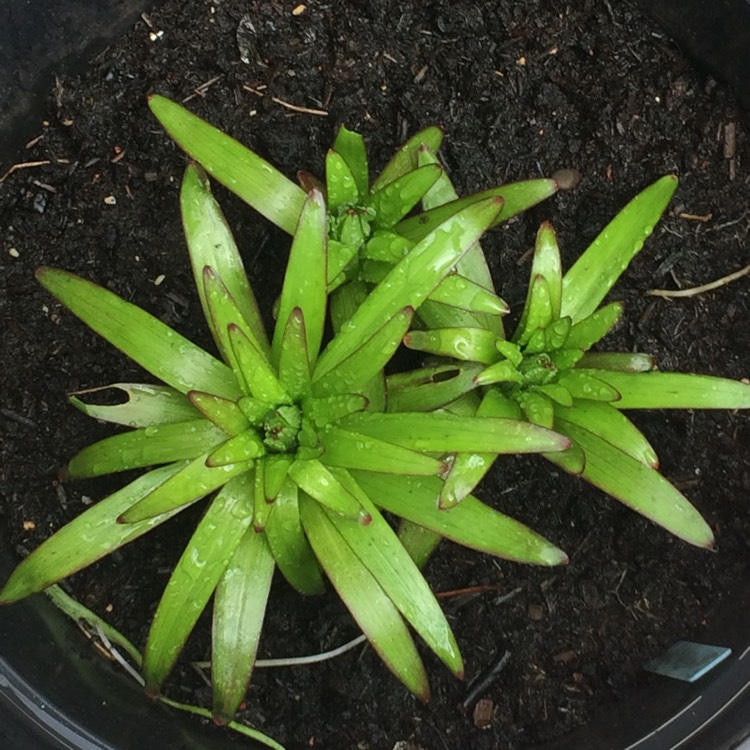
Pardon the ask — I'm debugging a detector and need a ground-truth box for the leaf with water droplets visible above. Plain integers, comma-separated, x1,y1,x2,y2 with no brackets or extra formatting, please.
371,125,443,192
554,399,658,467
206,430,265,467
340,412,570,455
560,175,678,323
554,419,713,548
352,472,569,566
368,164,443,230
276,308,312,401
326,150,359,210
515,390,555,429
386,363,484,413
36,267,241,400
324,470,463,677
212,527,275,723
0,463,188,604
429,275,509,316
585,370,750,410
288,459,370,523
229,324,290,405
514,274,553,347
557,369,620,402
264,478,324,594
318,425,446,476
148,95,305,234
188,391,250,435
69,383,200,428
181,163,269,358
298,493,430,700
404,326,499,364
332,125,369,198
564,302,623,351
143,474,254,694
315,196,504,379
119,453,252,523
272,191,327,365
395,178,558,243
66,419,226,478
312,307,414,397
576,352,655,372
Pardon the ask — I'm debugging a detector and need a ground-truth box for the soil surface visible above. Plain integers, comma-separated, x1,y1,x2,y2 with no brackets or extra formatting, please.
1,2,749,749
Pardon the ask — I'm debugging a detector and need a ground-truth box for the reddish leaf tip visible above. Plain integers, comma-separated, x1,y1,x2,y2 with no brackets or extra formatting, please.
144,685,159,699
358,512,373,526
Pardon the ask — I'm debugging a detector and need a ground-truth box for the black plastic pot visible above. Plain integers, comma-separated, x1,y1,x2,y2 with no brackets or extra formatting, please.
2,2,750,749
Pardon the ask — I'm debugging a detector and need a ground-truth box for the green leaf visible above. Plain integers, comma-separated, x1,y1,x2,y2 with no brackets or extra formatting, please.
371,125,444,192
272,190,327,365
288,459,371,523
277,309,312,401
264,478,324,595
332,125,369,198
395,179,558,243
576,352,655,372
304,394,369,427
474,359,523,386
326,150,359,210
428,275,509,316
298,494,430,700
69,384,200,428
438,388,519,509
188,391,250,435
0,464,187,603
554,399,658,467
67,419,227,478
148,95,305,234
318,425,447,476
564,302,623,351
544,317,572,351
143,474,254,693
363,230,413,264
252,459,271,532
212,528,275,723
229,324,291,405
554,419,713,547
584,370,750,409
206,430,266,466
340,412,570,455
515,390,555,429
556,369,621,402
119,454,252,523
36,267,241,400
315,197,504,379
386,363,484,413
263,454,294,501
181,163,269,357
404,327,500,364
368,164,443,230
514,275,552,347
324,472,463,677
312,307,414,397
352,472,569,566
560,175,678,323
531,222,563,317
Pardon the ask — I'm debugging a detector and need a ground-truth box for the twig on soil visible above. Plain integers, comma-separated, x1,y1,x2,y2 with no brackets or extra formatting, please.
182,74,226,103
462,650,512,709
435,583,501,599
241,84,328,116
646,264,750,299
0,161,51,183
0,408,36,428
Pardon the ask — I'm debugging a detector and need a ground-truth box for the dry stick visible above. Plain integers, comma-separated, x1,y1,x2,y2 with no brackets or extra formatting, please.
462,650,512,709
240,84,328,116
0,160,51,183
646,264,750,299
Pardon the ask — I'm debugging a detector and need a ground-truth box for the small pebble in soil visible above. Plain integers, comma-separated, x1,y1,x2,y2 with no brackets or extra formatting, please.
551,167,582,191
473,698,494,729
528,602,545,621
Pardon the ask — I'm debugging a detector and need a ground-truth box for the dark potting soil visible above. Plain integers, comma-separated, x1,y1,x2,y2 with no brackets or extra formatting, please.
1,1,749,749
